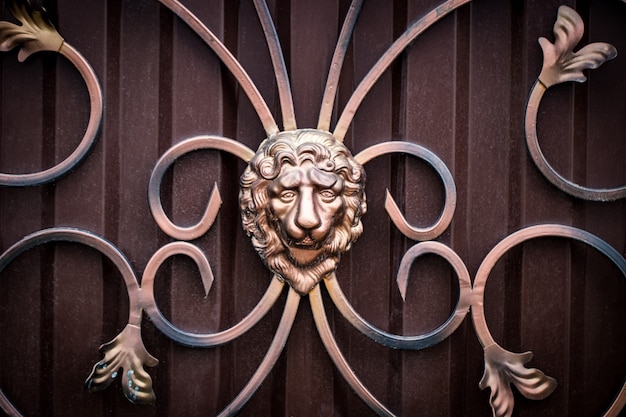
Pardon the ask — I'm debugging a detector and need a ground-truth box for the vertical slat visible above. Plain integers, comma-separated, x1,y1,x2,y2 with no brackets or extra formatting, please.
227,1,282,415
341,0,395,415
520,2,576,417
115,1,163,416
449,3,478,416
0,39,46,415
0,1,625,416
466,1,514,415
167,0,226,415
280,1,342,416
51,1,106,415
399,0,457,415
100,1,126,412
466,7,514,414
583,2,626,415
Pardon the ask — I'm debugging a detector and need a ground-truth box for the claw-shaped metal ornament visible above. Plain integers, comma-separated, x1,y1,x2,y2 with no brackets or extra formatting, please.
0,0,64,62
479,344,557,417
85,324,159,405
537,5,616,88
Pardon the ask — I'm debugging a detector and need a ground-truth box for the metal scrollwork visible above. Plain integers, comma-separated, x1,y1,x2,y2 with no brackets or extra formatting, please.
0,0,624,416
240,129,367,295
471,224,626,417
525,5,625,201
0,0,103,186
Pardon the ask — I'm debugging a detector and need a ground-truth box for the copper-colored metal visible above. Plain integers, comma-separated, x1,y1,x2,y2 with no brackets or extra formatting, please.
310,285,396,417
471,224,626,417
85,324,159,405
141,241,285,346
1,1,625,416
333,0,472,142
355,141,456,241
217,287,300,416
525,6,624,201
253,0,297,131
0,0,103,186
0,228,156,408
324,240,470,350
317,0,365,132
148,136,254,241
240,129,367,295
157,0,279,136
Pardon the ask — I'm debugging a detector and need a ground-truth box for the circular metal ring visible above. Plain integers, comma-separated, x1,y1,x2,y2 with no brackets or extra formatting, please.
471,224,626,417
525,81,626,201
0,43,103,186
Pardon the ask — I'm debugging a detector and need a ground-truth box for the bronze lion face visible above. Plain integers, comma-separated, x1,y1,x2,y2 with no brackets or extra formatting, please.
239,129,366,294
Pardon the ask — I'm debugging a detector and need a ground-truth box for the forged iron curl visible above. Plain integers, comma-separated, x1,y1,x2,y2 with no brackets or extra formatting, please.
0,0,103,186
525,5,624,201
324,240,471,350
471,224,626,417
148,136,254,241
355,141,457,242
1,0,625,416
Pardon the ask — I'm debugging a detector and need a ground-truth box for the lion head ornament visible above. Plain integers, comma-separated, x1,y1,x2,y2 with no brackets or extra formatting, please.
239,129,367,294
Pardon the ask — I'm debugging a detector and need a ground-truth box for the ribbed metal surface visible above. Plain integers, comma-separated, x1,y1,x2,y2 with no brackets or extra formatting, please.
1,0,624,415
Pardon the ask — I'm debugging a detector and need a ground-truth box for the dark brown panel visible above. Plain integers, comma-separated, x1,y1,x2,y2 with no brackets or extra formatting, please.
0,1,624,416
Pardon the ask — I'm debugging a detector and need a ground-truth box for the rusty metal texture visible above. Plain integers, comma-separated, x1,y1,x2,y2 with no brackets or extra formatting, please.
0,0,625,416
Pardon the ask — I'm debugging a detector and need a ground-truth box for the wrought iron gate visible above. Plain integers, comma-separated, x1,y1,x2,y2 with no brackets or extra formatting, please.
0,0,624,416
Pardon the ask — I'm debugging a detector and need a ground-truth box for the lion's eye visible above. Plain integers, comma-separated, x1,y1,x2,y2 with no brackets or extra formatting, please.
280,190,297,202
318,189,336,202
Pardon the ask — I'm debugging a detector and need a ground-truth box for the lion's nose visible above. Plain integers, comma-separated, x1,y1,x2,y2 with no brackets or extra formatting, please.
295,190,321,231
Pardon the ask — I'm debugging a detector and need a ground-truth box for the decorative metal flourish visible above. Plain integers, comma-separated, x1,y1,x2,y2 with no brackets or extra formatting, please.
525,5,624,201
0,1,625,416
0,228,153,409
240,129,367,294
0,0,103,186
471,224,626,417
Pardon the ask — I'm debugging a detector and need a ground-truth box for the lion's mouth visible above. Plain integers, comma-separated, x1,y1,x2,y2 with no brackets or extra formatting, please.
293,235,317,247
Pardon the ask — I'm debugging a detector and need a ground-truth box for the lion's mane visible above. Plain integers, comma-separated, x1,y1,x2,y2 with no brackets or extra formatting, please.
239,129,366,294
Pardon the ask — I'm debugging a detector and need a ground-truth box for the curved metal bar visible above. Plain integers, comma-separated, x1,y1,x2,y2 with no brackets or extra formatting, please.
310,286,396,416
0,228,157,408
325,240,471,350
148,135,254,241
524,5,622,201
0,389,22,417
472,224,625,347
0,227,142,325
317,0,365,132
333,0,472,141
604,383,626,417
525,81,626,201
252,0,297,131
471,224,626,417
355,141,457,241
158,0,279,136
217,287,300,417
141,242,285,347
0,42,103,186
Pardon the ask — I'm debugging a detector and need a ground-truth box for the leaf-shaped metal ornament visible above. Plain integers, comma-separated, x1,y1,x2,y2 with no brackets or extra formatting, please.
479,344,557,417
85,324,159,405
538,5,616,88
0,0,63,62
